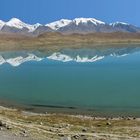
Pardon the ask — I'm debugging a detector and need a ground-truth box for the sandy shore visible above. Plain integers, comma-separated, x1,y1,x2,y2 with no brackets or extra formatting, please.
0,106,140,140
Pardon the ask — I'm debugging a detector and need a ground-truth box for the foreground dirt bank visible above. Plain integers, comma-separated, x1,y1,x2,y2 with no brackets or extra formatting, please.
0,106,140,140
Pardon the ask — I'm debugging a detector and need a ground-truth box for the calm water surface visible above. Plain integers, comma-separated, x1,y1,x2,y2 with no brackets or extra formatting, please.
0,45,140,116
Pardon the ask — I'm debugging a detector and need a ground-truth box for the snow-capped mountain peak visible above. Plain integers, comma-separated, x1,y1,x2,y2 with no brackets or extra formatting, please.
73,18,105,26
46,18,105,30
29,23,42,32
110,22,129,27
6,18,25,29
9,18,22,23
5,18,41,32
46,19,71,30
33,23,41,27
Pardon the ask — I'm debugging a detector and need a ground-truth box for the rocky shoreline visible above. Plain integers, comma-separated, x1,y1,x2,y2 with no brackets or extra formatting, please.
0,106,140,140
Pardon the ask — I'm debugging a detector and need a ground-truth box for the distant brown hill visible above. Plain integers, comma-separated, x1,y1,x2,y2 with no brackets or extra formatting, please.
0,32,140,51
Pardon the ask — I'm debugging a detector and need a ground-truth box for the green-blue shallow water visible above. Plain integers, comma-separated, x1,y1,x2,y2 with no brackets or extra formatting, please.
0,45,140,116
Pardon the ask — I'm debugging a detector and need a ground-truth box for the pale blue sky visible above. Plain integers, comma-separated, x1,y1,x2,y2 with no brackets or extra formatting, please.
0,0,139,26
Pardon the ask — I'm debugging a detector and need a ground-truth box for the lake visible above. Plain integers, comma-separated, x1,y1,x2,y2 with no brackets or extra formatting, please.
0,45,140,116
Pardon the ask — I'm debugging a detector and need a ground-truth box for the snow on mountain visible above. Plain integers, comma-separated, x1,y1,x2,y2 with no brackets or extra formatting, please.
0,17,140,34
73,18,105,26
0,20,5,30
6,18,25,29
33,23,42,28
109,21,140,32
29,23,42,32
46,19,71,30
110,22,129,27
4,18,41,32
46,18,105,30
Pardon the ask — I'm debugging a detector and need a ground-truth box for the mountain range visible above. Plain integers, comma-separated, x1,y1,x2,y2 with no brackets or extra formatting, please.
0,18,140,36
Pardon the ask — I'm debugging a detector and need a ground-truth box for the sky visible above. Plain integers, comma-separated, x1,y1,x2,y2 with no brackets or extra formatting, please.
0,0,140,26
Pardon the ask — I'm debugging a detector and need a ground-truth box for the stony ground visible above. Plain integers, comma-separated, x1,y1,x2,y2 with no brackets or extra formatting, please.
0,106,140,140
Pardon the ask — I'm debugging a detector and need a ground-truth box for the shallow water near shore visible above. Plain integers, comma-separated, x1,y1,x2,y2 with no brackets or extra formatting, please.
0,45,140,116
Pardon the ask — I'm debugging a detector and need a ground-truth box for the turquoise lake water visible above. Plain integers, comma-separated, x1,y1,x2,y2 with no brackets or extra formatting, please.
0,45,140,116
